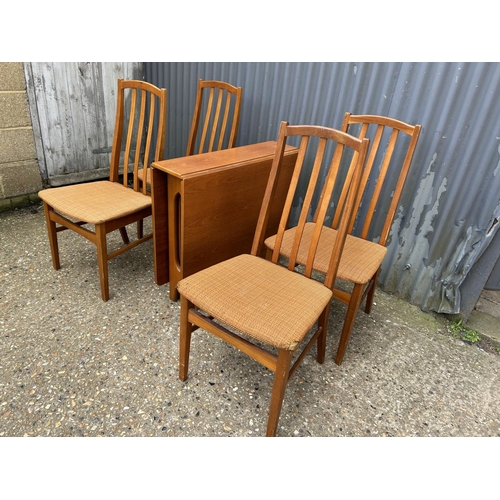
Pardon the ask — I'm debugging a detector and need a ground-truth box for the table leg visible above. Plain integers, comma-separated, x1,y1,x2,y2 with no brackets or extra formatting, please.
168,175,182,301
151,167,169,286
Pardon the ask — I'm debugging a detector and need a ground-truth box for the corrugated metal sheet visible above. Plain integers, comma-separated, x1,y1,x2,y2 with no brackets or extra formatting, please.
143,62,500,316
486,257,500,290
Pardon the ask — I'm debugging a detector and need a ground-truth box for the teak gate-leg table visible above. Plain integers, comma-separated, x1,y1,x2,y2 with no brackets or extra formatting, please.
150,141,299,301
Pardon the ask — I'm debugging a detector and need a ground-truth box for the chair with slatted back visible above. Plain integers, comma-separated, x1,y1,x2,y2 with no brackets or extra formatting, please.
138,78,242,188
176,121,369,436
265,113,421,365
186,79,242,155
38,79,167,301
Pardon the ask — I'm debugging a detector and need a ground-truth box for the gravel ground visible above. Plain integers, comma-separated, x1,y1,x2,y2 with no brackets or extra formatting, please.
1,204,499,439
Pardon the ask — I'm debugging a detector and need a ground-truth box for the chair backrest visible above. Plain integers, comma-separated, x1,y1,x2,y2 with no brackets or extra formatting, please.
335,113,421,246
186,79,242,156
253,121,369,290
110,79,167,195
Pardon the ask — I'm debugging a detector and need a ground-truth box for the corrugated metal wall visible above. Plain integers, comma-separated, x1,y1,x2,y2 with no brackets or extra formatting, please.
144,62,500,316
486,256,500,289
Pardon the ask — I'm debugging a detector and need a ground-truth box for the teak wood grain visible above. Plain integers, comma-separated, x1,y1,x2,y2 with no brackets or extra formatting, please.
151,141,299,300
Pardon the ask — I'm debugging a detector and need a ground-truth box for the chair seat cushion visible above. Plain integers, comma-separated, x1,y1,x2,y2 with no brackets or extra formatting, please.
177,254,333,351
265,222,387,285
137,168,151,185
38,181,151,224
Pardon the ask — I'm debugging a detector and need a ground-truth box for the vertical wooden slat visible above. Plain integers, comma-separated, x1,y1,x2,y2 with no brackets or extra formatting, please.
339,123,382,233
218,93,232,150
227,86,242,149
378,124,421,246
154,89,167,162
199,88,215,154
360,128,398,239
304,142,348,276
208,88,223,152
270,135,309,263
123,88,137,187
133,89,147,191
251,121,289,256
323,138,368,290
186,80,203,156
288,136,328,274
140,93,155,194
109,79,124,183
305,142,347,276
344,123,373,231
314,137,346,225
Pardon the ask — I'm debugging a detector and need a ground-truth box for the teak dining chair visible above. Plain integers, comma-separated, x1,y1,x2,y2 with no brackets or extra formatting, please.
186,79,243,156
138,78,242,187
176,121,369,436
265,113,421,365
38,79,167,301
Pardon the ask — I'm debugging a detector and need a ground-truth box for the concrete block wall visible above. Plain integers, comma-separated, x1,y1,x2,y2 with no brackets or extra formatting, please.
0,62,42,212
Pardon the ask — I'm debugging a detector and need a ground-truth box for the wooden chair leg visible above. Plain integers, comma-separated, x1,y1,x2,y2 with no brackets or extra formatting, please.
364,270,379,314
95,223,110,301
42,202,61,270
316,305,330,364
266,349,293,437
335,283,364,365
179,295,193,381
137,219,144,239
119,227,130,244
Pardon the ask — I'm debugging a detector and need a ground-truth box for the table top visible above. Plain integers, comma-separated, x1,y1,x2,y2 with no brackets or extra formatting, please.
151,141,296,178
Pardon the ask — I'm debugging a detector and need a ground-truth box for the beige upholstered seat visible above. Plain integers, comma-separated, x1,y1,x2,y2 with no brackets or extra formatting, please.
40,181,152,224
177,121,369,436
38,79,167,301
265,223,387,284
265,113,421,365
178,254,333,350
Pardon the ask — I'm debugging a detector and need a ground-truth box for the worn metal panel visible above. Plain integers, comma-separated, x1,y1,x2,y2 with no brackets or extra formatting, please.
461,228,500,317
147,62,500,316
25,62,143,186
144,62,500,316
485,245,500,290
381,63,500,314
